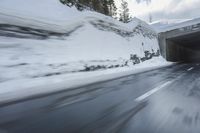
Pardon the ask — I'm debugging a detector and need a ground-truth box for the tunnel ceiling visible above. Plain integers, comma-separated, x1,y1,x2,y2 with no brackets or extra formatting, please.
168,31,200,50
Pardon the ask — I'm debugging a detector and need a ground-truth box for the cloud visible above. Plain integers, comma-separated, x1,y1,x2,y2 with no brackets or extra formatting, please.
115,0,200,22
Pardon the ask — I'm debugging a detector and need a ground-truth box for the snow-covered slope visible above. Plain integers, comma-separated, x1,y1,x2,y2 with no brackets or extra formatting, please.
0,0,160,71
0,0,82,32
0,0,171,102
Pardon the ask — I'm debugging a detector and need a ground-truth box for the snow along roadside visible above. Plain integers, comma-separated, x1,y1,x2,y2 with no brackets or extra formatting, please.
0,61,173,105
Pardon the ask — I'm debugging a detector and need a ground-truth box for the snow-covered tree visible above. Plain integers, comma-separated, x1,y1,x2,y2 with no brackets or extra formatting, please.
60,0,117,18
107,0,117,18
119,0,131,23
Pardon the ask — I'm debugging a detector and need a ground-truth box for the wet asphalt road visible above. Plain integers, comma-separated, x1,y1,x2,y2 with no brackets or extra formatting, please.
0,63,200,133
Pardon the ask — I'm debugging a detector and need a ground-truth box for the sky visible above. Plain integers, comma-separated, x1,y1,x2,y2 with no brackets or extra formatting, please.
115,0,200,23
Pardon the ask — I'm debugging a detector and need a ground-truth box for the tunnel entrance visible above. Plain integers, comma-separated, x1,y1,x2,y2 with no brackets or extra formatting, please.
166,31,200,62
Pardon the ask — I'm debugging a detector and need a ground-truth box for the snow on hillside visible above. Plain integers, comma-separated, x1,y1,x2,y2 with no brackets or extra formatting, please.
0,0,171,102
0,0,84,33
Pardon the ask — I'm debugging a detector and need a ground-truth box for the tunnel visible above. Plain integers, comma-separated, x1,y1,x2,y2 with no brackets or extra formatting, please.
162,30,200,62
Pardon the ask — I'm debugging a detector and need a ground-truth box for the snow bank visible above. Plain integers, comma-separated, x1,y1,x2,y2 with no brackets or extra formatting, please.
0,57,172,104
0,0,84,32
0,0,171,103
0,0,160,66
0,0,155,33
0,0,78,20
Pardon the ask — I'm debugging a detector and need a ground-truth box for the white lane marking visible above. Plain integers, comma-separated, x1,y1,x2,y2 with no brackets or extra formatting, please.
187,67,194,71
135,81,173,102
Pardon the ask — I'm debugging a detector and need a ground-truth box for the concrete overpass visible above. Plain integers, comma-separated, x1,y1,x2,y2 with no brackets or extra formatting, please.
158,18,200,62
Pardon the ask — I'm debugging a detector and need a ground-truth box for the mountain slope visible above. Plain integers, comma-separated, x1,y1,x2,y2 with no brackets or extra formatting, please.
0,0,171,102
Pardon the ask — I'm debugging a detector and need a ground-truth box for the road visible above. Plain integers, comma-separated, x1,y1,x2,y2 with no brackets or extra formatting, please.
0,63,200,133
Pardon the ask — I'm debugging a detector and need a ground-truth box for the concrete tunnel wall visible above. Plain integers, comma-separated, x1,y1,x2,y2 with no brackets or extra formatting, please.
159,35,200,62
158,23,200,62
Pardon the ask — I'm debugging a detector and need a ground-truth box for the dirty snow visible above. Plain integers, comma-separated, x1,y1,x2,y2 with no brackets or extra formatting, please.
0,56,171,103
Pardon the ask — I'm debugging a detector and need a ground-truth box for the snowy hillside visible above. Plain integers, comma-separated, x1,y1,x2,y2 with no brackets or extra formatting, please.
0,0,171,102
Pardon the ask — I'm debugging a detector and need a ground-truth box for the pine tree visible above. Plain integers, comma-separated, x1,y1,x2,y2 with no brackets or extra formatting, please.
102,0,109,15
60,0,118,18
119,0,131,23
92,0,102,13
107,0,117,17
78,0,91,8
76,0,91,10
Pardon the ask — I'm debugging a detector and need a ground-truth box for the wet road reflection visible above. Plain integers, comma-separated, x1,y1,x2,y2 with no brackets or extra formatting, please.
0,63,200,133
